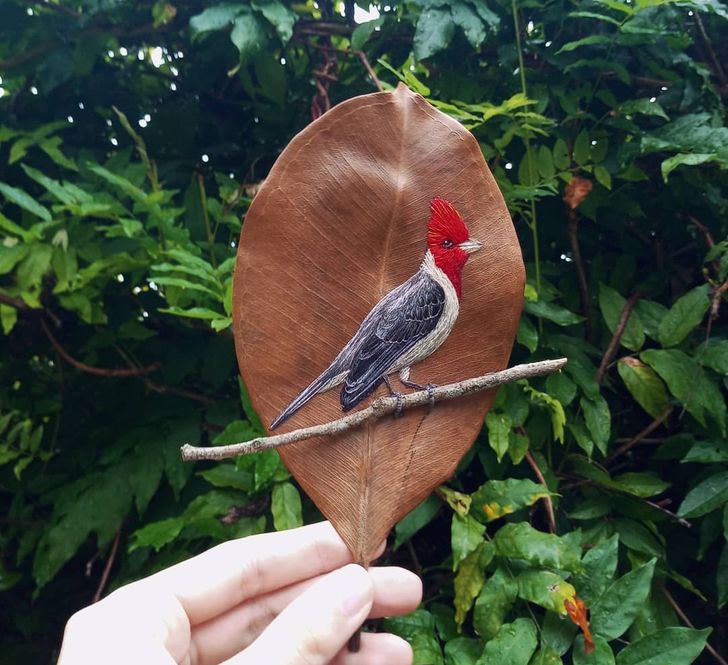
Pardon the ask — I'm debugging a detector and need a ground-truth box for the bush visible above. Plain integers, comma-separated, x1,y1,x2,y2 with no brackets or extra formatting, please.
0,0,726,662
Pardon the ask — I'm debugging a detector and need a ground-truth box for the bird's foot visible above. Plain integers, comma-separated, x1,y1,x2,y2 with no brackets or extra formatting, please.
384,376,405,417
423,384,437,412
394,391,404,417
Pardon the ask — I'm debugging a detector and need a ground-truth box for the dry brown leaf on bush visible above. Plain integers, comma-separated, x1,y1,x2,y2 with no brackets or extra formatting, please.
233,84,524,564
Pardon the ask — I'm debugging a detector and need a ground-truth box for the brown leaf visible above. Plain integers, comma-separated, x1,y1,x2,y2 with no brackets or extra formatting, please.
563,176,593,210
233,84,524,564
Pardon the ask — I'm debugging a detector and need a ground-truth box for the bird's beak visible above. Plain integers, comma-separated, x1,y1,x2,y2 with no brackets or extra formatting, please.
458,238,483,254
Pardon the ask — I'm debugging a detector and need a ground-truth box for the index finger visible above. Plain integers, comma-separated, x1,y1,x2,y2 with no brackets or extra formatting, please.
148,522,366,625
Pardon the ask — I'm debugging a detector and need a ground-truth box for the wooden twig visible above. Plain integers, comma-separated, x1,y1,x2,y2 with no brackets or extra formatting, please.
356,50,383,91
566,209,593,341
42,319,161,378
605,407,672,465
642,499,691,528
525,450,556,533
596,291,642,384
0,291,30,311
93,526,122,603
694,13,727,88
663,587,728,665
181,358,568,461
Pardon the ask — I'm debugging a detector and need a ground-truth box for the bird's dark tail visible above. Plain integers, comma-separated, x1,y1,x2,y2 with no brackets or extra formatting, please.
269,367,344,430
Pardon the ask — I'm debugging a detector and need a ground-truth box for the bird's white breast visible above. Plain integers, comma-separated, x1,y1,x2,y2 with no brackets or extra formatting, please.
392,251,460,372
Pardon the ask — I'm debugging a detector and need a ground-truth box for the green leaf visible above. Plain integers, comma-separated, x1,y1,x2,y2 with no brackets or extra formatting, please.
454,541,493,627
574,130,591,165
230,13,268,60
615,627,711,665
594,165,612,190
529,647,563,665
199,463,253,491
254,449,282,490
486,411,512,462
17,244,53,292
478,618,538,665
452,513,486,569
130,517,184,552
471,478,553,524
620,98,669,120
0,304,17,334
553,138,570,169
474,567,518,640
351,16,385,51
661,153,718,181
590,559,656,640
576,534,619,604
657,285,710,347
385,609,443,665
252,0,296,43
681,439,728,464
0,244,29,275
634,300,667,340
598,284,644,351
641,349,726,434
395,494,441,549
572,636,614,664
271,481,303,531
581,396,611,456
414,8,455,61
190,3,244,36
516,570,576,614
617,358,671,418
556,34,612,54
494,523,582,573
677,471,728,518
0,182,52,221
525,300,584,326
517,317,539,352
523,384,566,443
696,340,728,375
451,3,486,49
445,637,482,665
612,472,669,498
159,306,226,320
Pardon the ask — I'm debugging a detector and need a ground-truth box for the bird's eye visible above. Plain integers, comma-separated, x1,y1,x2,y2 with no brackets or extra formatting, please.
442,239,454,249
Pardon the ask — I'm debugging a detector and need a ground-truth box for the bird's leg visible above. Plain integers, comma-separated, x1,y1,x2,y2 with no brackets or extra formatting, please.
383,375,404,417
398,368,437,410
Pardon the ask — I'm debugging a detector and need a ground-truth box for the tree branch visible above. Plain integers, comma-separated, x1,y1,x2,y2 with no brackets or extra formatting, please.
0,291,30,311
42,319,161,378
92,525,122,603
662,587,728,665
596,291,642,384
181,358,568,461
525,450,556,533
605,407,672,465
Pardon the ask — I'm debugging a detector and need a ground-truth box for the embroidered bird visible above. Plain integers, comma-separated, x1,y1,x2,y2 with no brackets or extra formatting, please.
269,197,482,430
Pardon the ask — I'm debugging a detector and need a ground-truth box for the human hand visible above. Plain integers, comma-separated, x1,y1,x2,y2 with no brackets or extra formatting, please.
57,521,421,665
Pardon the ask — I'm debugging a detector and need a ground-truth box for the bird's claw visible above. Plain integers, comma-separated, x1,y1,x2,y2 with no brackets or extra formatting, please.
426,383,437,411
394,391,404,417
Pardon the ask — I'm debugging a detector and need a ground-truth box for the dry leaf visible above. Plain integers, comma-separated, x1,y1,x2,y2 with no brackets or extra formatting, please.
233,84,524,564
563,175,593,210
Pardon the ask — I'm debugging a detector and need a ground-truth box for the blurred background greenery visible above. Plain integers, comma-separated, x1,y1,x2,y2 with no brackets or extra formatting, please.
0,0,727,662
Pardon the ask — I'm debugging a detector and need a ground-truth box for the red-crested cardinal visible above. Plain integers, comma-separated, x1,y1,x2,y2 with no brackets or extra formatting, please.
270,197,482,430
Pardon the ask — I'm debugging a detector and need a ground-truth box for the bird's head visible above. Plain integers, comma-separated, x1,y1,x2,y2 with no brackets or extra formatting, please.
426,197,482,297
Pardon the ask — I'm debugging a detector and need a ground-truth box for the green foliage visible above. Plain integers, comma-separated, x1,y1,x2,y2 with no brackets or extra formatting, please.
0,0,727,662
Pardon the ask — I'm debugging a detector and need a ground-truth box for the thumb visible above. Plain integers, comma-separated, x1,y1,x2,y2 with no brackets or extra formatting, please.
230,564,374,665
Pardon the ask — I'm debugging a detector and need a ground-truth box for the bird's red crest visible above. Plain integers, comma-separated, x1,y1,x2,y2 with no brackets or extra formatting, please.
426,197,472,298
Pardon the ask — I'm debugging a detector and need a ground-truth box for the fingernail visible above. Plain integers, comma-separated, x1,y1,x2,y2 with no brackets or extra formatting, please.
338,565,372,617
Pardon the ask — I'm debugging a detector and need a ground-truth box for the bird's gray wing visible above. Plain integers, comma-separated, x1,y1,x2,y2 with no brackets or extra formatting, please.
340,272,445,410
